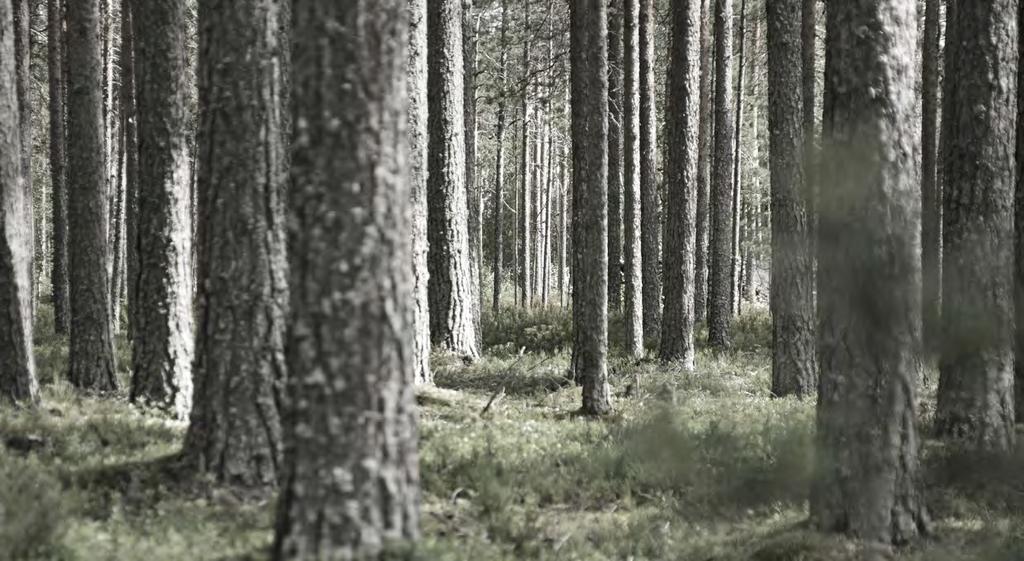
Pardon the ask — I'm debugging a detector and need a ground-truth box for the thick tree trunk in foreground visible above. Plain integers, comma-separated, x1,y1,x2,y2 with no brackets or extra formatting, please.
131,0,195,418
639,0,660,339
622,0,644,358
812,0,929,546
921,0,941,353
67,0,118,392
937,0,1017,452
571,0,612,415
183,0,288,487
408,0,432,384
0,0,37,405
1016,0,1024,424
707,0,734,349
766,0,816,398
608,0,623,313
48,0,69,335
427,0,479,358
694,0,712,324
659,0,699,366
273,2,420,557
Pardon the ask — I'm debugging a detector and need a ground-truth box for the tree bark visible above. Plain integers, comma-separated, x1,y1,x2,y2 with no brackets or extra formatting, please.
571,0,612,415
463,0,481,343
121,2,138,341
67,0,118,392
48,0,69,335
12,0,32,311
491,0,508,315
0,0,38,405
408,0,432,384
707,0,734,348
639,0,660,339
1016,0,1024,424
427,0,479,358
607,0,623,313
658,0,699,366
801,0,816,230
182,0,288,487
936,0,1017,452
766,0,815,398
518,5,532,308
694,0,713,325
812,0,930,545
273,1,420,556
921,0,941,353
729,0,746,316
622,0,644,358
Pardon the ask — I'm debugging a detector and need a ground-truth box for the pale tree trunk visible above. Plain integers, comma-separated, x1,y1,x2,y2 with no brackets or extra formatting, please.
408,0,432,384
183,0,288,487
491,0,508,315
658,0,700,367
707,0,734,349
13,0,32,312
729,0,746,316
607,0,624,313
936,0,1017,452
463,0,481,343
694,0,712,325
1016,0,1024,423
571,0,612,415
518,5,532,308
622,0,644,358
921,0,941,352
273,1,420,556
639,0,660,338
48,0,69,335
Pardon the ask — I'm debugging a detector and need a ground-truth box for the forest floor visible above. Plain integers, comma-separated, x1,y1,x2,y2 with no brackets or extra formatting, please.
1,306,1023,560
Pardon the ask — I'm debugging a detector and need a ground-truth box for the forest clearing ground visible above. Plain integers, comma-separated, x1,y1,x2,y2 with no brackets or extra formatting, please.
0,305,1021,560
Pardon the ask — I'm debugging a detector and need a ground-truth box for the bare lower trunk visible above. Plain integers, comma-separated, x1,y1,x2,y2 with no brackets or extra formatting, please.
408,0,432,384
639,0,660,339
707,0,734,348
48,0,70,335
622,0,644,358
608,0,623,313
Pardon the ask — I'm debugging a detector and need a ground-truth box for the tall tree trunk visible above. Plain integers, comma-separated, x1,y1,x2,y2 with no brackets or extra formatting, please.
659,0,699,366
491,0,508,315
183,0,288,487
812,0,929,544
463,0,481,343
0,0,37,405
921,0,941,353
1016,0,1024,424
48,0,69,335
801,0,816,233
427,0,479,358
608,0,624,313
518,5,532,308
273,1,420,555
121,2,138,340
67,0,118,391
694,0,712,324
639,0,660,338
936,0,1017,452
571,0,612,415
766,0,815,398
12,0,32,311
130,0,195,418
408,0,432,384
729,0,746,316
707,0,735,348
622,0,644,358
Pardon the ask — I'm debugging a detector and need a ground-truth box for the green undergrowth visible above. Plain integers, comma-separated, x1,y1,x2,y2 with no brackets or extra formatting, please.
0,305,1020,559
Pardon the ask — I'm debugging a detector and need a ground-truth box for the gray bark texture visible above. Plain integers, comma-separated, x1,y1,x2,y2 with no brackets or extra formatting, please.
694,0,712,325
48,0,69,335
707,0,734,348
183,0,288,487
658,0,699,366
921,0,941,351
13,0,31,310
608,0,623,313
120,2,137,339
937,0,1017,452
518,7,532,308
1017,0,1024,423
766,0,816,398
408,0,432,384
622,0,644,358
130,0,195,419
812,0,929,546
427,0,479,358
639,0,660,339
67,0,118,392
463,0,481,346
491,0,508,315
0,0,37,405
272,0,421,557
571,0,612,415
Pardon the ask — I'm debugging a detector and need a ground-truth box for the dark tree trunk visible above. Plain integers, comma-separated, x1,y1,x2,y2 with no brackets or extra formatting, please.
658,0,699,366
607,0,623,313
408,0,432,384
67,0,118,392
183,0,288,487
463,0,481,344
707,0,734,348
273,1,420,556
1017,0,1024,424
694,0,712,324
427,0,479,358
639,0,660,339
130,0,195,418
766,0,816,398
0,0,37,406
571,0,612,415
812,0,929,545
921,0,941,353
622,0,643,358
121,2,138,340
491,0,508,315
936,0,1017,452
801,0,816,228
48,0,69,335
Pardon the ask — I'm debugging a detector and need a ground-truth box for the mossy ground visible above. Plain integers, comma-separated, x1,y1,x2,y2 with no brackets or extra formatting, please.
1,305,1022,560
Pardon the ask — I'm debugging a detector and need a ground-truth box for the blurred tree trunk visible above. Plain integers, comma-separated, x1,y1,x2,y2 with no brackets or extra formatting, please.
67,0,118,392
273,1,420,556
658,0,700,366
801,0,815,233
48,0,69,335
694,0,712,324
812,0,929,544
408,0,432,384
182,0,288,487
707,0,734,349
921,0,941,353
571,0,612,415
936,0,1017,452
622,0,643,358
608,0,624,313
0,0,38,406
427,0,479,358
766,0,815,398
639,0,660,339
491,0,508,315
1016,0,1024,424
